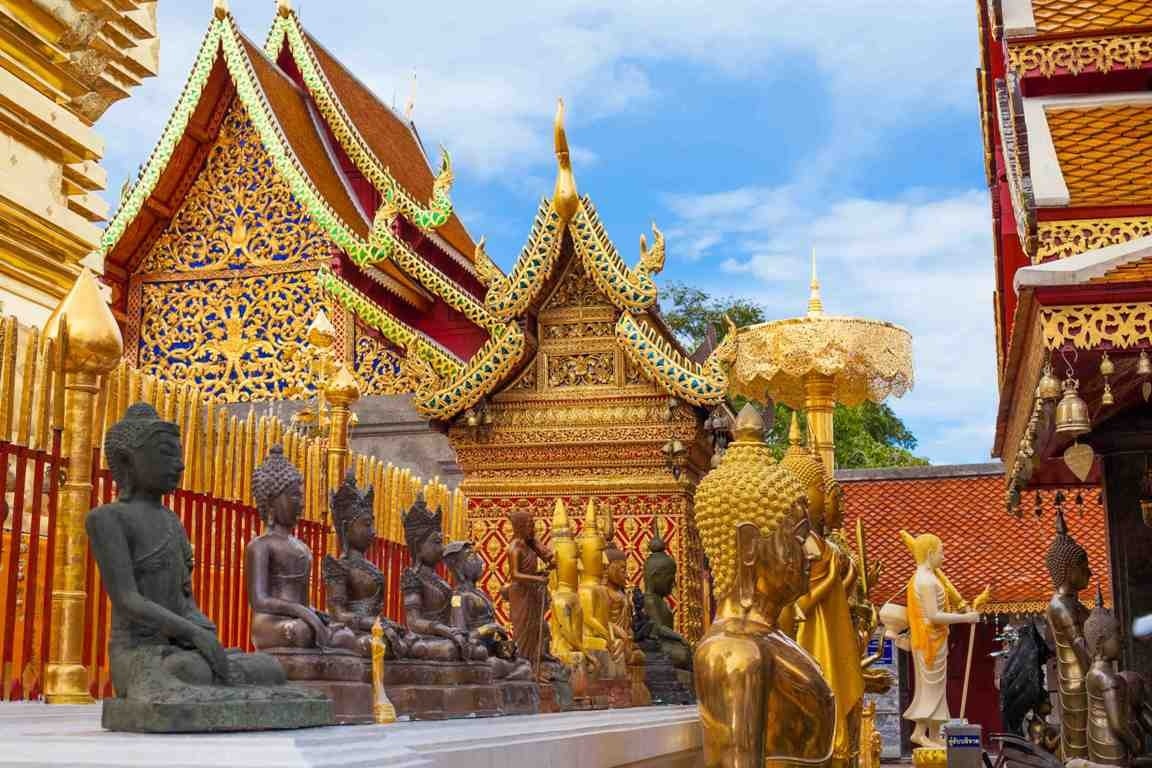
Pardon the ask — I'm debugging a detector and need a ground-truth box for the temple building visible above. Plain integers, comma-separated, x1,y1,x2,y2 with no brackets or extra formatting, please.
978,0,1152,676
0,0,158,324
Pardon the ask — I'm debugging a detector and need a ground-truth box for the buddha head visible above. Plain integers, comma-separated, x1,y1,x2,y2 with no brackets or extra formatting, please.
104,402,184,500
780,412,829,531
643,528,677,599
508,508,535,543
605,547,629,590
330,470,375,556
1046,507,1091,592
551,500,579,590
252,445,304,530
901,530,944,570
696,404,811,620
403,495,444,567
443,540,483,586
1084,586,1121,662
577,499,606,582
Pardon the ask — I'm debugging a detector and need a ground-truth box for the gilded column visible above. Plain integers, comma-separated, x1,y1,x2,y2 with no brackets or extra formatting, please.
44,270,124,703
323,362,360,493
804,372,837,472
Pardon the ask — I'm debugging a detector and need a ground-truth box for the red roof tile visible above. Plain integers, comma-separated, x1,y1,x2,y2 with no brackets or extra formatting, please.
841,469,1110,614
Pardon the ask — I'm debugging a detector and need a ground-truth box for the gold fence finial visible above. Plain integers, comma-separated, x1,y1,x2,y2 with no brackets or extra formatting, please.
807,247,824,317
553,98,578,222
45,269,123,375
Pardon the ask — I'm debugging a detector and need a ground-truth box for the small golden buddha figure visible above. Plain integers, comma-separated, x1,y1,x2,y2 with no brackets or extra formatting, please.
780,413,864,768
549,499,584,661
1046,507,1092,761
1084,589,1148,766
605,545,649,706
900,531,981,749
694,404,835,768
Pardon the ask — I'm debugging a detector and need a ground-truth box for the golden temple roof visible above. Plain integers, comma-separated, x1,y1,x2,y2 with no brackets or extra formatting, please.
1032,0,1152,36
1049,104,1152,207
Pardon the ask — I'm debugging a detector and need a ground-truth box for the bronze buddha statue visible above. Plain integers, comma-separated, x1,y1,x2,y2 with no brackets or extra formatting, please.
1084,589,1150,766
642,529,693,671
246,448,370,723
1046,507,1092,760
694,404,835,767
503,508,553,678
444,540,540,714
87,404,330,731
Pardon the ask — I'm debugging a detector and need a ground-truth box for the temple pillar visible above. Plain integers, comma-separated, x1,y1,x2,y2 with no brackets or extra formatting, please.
1100,453,1152,676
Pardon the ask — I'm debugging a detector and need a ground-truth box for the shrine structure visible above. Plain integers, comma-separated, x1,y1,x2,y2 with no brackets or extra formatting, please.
978,0,1152,677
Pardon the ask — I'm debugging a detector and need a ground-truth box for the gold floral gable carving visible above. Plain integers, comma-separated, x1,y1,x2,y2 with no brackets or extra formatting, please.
139,102,332,274
136,270,320,400
1037,217,1152,263
546,351,615,387
544,257,610,311
1040,303,1152,350
355,332,406,395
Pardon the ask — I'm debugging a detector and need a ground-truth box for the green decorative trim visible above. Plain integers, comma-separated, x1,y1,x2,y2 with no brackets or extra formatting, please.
571,198,659,312
102,22,224,254
411,322,527,419
476,199,564,320
616,312,729,406
316,268,462,379
269,14,455,232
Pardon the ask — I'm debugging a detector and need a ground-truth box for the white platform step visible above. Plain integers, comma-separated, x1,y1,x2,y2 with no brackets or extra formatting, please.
0,703,701,767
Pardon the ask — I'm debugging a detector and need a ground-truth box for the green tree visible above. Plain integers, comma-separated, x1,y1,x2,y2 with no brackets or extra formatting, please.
661,282,928,468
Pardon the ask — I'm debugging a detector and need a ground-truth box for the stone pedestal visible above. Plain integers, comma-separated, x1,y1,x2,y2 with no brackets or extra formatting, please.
382,660,501,720
641,651,693,705
268,648,372,725
496,680,541,715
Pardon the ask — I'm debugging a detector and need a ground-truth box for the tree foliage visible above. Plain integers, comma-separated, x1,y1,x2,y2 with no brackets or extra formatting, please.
661,282,929,469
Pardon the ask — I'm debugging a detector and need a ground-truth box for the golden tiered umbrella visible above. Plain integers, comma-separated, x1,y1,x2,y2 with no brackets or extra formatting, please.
727,253,914,470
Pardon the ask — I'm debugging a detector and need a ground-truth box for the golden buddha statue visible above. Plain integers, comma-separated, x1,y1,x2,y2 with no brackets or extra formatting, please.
548,500,584,662
780,413,864,768
1046,507,1091,760
694,404,835,768
577,500,613,658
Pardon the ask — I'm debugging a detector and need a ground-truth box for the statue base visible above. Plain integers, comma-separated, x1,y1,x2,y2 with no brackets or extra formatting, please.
101,688,332,733
265,647,372,725
642,651,694,705
912,747,948,768
382,660,501,720
539,681,575,713
497,680,541,715
629,663,652,707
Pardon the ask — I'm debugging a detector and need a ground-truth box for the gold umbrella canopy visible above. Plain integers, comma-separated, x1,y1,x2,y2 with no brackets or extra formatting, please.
727,254,914,470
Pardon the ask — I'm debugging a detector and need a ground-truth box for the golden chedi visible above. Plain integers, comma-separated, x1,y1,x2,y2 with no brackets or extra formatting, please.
780,413,864,768
694,404,835,768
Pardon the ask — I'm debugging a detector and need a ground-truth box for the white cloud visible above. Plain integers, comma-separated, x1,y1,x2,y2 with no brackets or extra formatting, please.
663,186,995,465
96,1,978,191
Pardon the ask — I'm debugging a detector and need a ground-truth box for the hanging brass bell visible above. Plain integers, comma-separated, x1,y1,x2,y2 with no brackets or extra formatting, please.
1037,362,1061,401
1100,352,1114,377
1055,377,1091,437
1139,350,1152,376
1102,380,1115,406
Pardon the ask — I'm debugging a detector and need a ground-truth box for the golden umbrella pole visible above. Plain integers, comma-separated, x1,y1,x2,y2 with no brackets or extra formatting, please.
43,270,124,704
805,372,837,472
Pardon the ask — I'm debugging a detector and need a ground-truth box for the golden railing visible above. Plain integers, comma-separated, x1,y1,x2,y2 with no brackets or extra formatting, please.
0,275,468,702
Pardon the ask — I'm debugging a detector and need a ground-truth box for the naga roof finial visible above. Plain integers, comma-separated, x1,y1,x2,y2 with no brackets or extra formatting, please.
807,246,824,317
553,98,579,222
404,70,417,122
276,0,293,17
213,0,229,20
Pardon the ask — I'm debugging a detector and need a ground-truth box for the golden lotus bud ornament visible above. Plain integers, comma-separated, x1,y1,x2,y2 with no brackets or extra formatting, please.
1054,377,1090,437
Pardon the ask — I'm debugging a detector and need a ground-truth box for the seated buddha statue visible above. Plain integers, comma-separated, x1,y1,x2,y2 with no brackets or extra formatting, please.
443,540,534,681
549,500,585,663
642,528,693,671
693,404,836,768
246,447,359,655
1084,589,1151,767
1047,507,1093,760
400,497,488,663
246,448,370,723
577,500,613,661
87,404,330,731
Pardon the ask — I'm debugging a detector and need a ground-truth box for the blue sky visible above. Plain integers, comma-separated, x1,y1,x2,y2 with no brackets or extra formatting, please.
99,1,994,465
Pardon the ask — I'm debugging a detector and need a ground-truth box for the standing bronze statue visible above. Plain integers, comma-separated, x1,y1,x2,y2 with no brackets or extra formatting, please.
1047,507,1092,760
444,540,539,714
605,545,649,707
504,508,553,675
88,404,330,732
694,404,836,767
1083,589,1152,766
247,447,371,723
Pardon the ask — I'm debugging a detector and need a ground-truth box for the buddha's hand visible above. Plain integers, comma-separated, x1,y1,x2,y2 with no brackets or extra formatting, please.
305,612,331,647
189,627,233,684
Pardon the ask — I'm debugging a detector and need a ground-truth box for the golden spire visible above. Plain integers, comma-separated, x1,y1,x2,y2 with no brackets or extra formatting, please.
276,0,293,17
44,269,123,375
552,98,579,222
584,498,598,530
733,403,765,443
552,498,570,533
213,0,230,20
807,247,824,317
788,411,803,446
